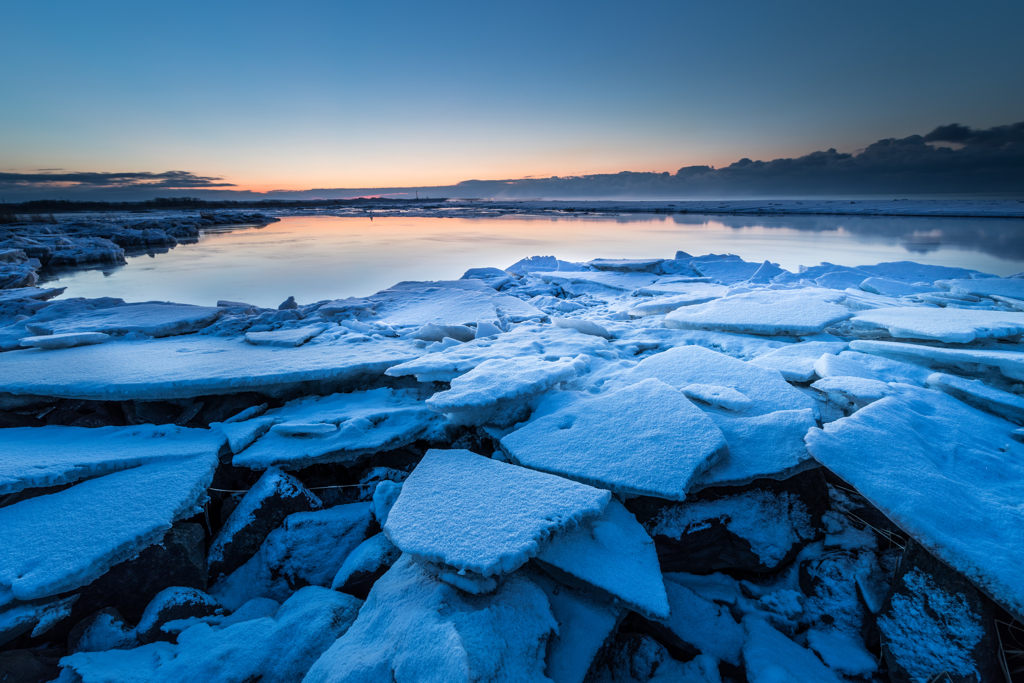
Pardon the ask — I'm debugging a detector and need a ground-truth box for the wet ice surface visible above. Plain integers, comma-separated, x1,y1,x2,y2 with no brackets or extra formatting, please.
38,211,1024,308
2,204,1023,682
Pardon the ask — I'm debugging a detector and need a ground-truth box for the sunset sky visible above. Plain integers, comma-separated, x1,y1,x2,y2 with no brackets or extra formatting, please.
2,0,1022,194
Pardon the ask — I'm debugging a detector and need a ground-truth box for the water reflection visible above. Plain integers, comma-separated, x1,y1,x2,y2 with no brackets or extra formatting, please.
39,214,1024,308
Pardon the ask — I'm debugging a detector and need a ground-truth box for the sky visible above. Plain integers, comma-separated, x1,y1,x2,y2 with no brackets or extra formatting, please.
2,0,1023,197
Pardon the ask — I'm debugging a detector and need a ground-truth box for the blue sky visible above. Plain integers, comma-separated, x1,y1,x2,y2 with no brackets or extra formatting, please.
2,0,1022,192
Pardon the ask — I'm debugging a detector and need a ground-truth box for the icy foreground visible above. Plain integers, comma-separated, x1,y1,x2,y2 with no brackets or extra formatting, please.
0,250,1022,682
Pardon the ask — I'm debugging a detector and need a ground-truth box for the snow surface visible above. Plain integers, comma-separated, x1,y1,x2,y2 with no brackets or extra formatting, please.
748,341,848,381
501,380,727,500
806,385,1024,617
384,449,610,576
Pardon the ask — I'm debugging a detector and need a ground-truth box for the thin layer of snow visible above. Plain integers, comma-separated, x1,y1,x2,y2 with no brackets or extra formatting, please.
502,380,726,500
805,385,1024,618
536,500,669,619
384,449,610,577
0,424,226,495
849,307,1024,343
0,451,219,601
304,554,558,683
664,289,852,336
232,388,445,469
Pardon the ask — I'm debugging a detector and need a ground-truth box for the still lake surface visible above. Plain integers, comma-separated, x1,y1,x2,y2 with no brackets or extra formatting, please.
42,214,1024,309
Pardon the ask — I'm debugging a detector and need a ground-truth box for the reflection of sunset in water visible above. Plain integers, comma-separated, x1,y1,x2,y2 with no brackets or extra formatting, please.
40,215,1024,308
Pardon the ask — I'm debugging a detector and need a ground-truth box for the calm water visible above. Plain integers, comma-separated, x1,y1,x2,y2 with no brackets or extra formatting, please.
41,214,1024,308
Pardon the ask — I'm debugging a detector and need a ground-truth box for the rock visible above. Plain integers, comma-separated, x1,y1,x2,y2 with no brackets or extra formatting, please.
626,468,828,574
278,296,298,310
72,522,206,624
0,647,64,683
207,467,322,581
136,587,222,644
68,607,137,654
878,541,1001,683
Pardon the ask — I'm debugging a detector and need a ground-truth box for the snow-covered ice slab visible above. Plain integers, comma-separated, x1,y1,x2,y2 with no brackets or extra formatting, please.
689,256,764,284
849,339,1024,382
386,324,611,382
693,409,818,490
938,277,1024,301
233,388,445,469
805,385,1024,618
536,500,669,619
747,341,848,382
533,270,659,295
0,424,227,495
626,345,817,416
849,307,1024,343
426,355,587,426
926,372,1024,424
627,284,729,317
19,331,109,350
0,335,419,400
813,351,932,385
304,555,557,683
384,449,610,577
244,323,328,347
25,302,221,338
501,379,726,500
368,280,544,326
855,261,989,284
664,289,852,336
632,279,721,297
0,450,219,601
858,277,938,297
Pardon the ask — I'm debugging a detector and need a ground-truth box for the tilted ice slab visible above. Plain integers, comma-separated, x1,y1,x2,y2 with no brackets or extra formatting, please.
386,324,611,382
692,409,818,490
926,372,1024,423
855,261,989,284
858,277,938,298
304,555,558,683
0,424,227,495
536,500,669,619
626,344,818,416
501,379,726,500
849,339,1024,382
367,280,544,327
849,307,1024,343
689,256,764,284
627,283,729,317
25,302,221,338
426,355,588,426
805,385,1024,618
938,277,1024,301
0,335,418,400
0,450,219,601
384,450,610,576
632,278,719,297
532,270,659,295
19,331,109,350
233,388,445,470
664,289,853,336
747,341,848,381
244,323,328,347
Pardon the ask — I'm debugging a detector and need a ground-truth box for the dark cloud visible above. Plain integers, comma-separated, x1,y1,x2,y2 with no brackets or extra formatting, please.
0,170,234,188
924,121,1024,148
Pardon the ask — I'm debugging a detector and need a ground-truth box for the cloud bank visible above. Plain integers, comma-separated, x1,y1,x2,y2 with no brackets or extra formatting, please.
3,122,1022,202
